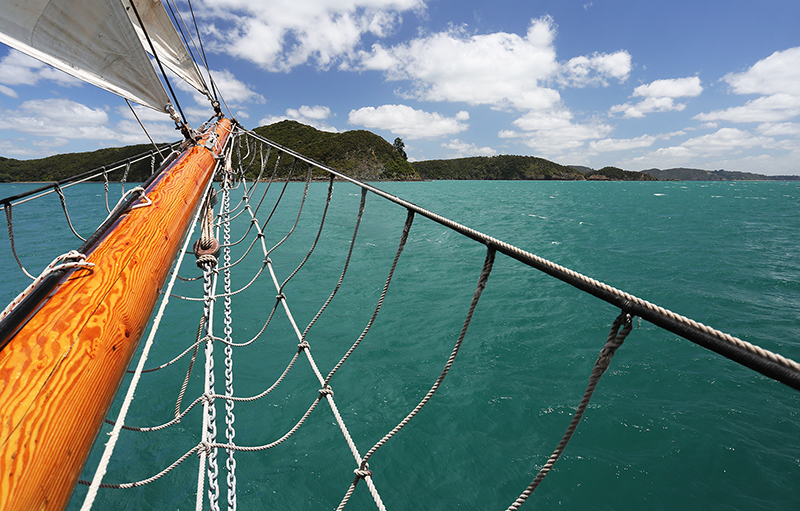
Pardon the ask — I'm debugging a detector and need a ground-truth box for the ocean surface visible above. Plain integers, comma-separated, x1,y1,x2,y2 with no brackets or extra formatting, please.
1,180,798,510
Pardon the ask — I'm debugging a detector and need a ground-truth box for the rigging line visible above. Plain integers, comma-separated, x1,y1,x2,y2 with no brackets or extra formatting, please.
177,317,202,417
220,150,282,247
186,0,216,99
80,390,323,491
5,204,35,279
111,345,305,433
324,209,414,387
126,99,164,160
302,188,368,339
54,185,86,241
78,154,219,511
264,254,386,509
358,247,496,472
279,174,335,292
506,313,633,510
163,0,211,95
127,0,187,125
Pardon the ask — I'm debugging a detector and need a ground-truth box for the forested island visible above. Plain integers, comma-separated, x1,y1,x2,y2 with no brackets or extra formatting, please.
1,120,797,182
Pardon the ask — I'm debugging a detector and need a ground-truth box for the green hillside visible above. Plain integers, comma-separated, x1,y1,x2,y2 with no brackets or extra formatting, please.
642,167,800,181
0,144,174,183
251,121,418,181
585,166,657,181
411,155,585,180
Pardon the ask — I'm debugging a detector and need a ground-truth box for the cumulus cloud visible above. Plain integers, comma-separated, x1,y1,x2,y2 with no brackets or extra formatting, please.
694,93,800,123
0,50,81,88
1,99,117,139
348,104,468,139
695,47,800,124
359,17,562,111
724,46,800,96
441,139,496,158
259,104,338,132
632,77,703,98
559,51,632,87
610,77,703,118
589,135,657,152
197,0,425,71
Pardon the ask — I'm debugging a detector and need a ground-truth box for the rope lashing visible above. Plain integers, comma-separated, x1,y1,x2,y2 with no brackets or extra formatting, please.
1,251,94,321
195,190,220,269
505,312,633,511
4,203,35,279
54,184,86,241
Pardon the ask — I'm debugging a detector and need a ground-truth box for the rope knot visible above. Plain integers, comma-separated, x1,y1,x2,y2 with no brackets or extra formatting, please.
318,386,333,398
199,442,213,457
354,463,372,479
297,340,310,351
203,393,215,405
276,293,286,301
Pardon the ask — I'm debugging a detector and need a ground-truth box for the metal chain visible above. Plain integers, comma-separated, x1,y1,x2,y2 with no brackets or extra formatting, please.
222,169,238,511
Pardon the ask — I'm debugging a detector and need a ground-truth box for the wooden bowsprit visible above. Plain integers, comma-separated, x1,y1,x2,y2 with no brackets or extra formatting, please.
0,118,231,511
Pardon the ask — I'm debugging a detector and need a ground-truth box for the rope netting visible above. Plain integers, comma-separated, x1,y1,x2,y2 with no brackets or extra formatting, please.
1,124,799,510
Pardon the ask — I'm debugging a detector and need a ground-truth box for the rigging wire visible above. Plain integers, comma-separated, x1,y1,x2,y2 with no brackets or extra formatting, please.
163,0,212,98
127,0,188,127
126,100,164,160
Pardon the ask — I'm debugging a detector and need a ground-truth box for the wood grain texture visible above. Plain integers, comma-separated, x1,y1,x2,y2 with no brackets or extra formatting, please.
0,118,231,510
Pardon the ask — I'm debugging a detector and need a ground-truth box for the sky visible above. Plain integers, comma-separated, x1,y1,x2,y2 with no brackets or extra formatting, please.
1,0,799,174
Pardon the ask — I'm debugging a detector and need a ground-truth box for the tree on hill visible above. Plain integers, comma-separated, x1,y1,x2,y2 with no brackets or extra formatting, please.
393,138,407,160
251,120,419,181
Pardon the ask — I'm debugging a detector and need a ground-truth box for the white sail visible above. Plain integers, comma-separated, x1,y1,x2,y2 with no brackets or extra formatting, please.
123,0,208,95
0,0,170,111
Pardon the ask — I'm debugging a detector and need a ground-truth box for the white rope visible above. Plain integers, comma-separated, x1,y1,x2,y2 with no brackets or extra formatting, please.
79,174,216,511
1,251,94,320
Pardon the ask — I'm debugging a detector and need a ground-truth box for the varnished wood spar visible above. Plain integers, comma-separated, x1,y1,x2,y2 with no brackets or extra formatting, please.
0,118,232,511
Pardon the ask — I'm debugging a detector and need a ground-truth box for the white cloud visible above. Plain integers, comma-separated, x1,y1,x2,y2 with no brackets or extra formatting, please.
559,51,632,87
259,105,338,132
694,93,800,123
348,104,468,139
681,127,778,154
359,17,567,112
723,46,800,96
589,135,657,152
610,77,702,118
500,109,613,155
208,69,266,106
0,85,17,98
0,50,81,87
757,122,800,137
198,0,425,71
501,117,613,155
288,105,332,120
1,99,117,140
632,77,703,98
694,47,800,124
441,139,496,158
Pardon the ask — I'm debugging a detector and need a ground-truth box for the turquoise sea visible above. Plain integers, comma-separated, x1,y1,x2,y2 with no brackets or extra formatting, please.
1,180,799,510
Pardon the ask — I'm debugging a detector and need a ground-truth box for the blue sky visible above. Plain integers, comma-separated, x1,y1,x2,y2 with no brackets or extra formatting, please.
1,0,799,174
